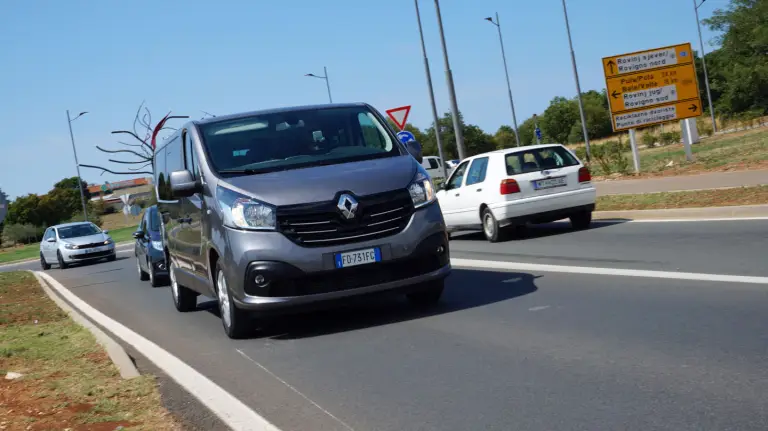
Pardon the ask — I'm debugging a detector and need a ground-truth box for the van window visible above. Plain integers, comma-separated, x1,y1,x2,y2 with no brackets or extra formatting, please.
199,106,403,176
505,146,579,175
183,130,199,178
156,135,181,201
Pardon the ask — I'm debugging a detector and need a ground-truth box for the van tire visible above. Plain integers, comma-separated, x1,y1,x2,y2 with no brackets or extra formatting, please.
407,280,444,307
215,262,250,339
170,261,197,312
482,207,506,243
570,210,592,230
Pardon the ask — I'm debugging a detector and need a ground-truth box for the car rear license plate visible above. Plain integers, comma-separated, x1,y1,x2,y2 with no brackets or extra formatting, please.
334,247,381,269
533,176,567,190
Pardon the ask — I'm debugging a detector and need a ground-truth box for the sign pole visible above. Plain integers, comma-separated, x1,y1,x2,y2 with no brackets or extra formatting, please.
628,129,641,173
683,119,695,161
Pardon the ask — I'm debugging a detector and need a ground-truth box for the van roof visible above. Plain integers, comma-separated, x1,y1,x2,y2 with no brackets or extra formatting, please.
193,103,372,126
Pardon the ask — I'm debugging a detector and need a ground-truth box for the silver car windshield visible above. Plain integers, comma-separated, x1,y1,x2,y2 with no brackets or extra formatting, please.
200,106,402,176
58,224,101,239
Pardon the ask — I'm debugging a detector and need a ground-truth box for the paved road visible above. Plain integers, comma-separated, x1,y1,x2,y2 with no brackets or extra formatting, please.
595,169,768,196
8,219,768,430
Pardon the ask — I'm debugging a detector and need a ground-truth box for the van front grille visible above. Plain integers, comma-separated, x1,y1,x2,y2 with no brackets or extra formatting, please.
276,189,414,247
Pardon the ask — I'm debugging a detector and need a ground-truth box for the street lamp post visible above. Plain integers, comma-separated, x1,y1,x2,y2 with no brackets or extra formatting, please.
66,110,89,221
414,0,448,179
485,12,521,147
560,0,591,162
433,0,467,161
693,0,717,132
305,66,333,103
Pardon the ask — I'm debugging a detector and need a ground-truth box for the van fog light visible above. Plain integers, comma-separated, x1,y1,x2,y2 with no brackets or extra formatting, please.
254,274,268,287
437,245,445,254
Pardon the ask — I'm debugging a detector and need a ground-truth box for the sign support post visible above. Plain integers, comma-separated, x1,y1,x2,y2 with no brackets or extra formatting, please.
628,129,641,173
683,119,695,162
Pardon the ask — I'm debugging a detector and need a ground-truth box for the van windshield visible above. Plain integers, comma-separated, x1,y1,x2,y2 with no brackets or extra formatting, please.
199,106,403,175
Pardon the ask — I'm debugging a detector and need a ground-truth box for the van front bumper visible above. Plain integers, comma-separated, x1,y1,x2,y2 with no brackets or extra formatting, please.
223,202,451,312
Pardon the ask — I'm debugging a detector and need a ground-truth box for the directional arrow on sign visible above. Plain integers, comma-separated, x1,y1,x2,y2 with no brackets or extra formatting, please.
611,90,620,99
689,104,698,112
607,60,616,74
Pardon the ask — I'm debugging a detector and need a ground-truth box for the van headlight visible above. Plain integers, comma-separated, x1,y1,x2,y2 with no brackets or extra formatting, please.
217,186,276,230
408,171,436,209
151,240,163,251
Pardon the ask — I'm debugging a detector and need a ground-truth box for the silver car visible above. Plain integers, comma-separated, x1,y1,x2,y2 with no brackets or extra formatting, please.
155,103,451,339
40,222,117,270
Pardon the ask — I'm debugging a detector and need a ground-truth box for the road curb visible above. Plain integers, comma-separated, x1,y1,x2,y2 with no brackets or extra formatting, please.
0,241,134,268
594,204,768,220
31,271,141,380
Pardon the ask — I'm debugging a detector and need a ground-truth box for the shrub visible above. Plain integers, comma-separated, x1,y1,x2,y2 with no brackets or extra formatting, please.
604,141,630,174
642,133,658,147
659,131,681,146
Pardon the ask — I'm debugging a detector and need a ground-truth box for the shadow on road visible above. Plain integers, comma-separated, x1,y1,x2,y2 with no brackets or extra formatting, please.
200,269,539,340
452,218,631,242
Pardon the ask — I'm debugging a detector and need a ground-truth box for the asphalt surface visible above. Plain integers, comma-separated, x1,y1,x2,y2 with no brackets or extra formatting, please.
5,219,768,430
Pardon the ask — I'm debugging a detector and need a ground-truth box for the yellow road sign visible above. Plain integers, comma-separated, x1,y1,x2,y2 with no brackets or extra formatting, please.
602,42,703,132
602,43,693,78
612,99,702,132
606,63,700,114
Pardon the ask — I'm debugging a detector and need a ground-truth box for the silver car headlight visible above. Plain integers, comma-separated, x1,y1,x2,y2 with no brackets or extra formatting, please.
103,238,114,245
408,170,436,209
64,243,79,250
151,240,163,251
217,186,276,230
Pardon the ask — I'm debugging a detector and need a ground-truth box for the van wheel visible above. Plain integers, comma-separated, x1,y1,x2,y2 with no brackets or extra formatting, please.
137,256,149,281
570,211,593,230
407,280,444,307
57,251,69,270
215,262,250,339
482,207,506,242
170,261,197,312
40,253,51,270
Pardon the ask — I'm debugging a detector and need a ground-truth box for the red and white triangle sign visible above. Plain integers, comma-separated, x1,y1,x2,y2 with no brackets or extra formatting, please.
386,105,411,130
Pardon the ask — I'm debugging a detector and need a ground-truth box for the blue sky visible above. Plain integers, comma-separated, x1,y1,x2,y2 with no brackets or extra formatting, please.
0,0,725,199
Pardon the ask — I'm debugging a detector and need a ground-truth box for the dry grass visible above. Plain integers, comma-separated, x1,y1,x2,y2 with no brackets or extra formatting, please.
0,271,181,431
596,185,768,211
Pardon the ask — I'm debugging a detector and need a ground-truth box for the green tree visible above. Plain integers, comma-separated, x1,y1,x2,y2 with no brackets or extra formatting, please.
493,125,518,149
516,117,538,146
703,0,768,115
540,97,579,144
5,194,42,226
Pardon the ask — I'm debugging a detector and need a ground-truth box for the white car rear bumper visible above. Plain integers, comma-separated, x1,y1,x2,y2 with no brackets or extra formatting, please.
489,186,596,224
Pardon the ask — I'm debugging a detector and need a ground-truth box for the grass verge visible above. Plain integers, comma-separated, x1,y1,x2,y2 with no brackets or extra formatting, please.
0,226,135,265
596,185,768,211
0,271,179,430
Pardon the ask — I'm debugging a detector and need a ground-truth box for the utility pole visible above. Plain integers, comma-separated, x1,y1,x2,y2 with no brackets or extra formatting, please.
693,0,717,132
433,0,467,160
560,0,591,162
66,110,89,221
414,0,448,179
485,12,521,147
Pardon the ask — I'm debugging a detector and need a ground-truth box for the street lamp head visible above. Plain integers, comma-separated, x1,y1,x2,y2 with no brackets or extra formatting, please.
305,73,316,77
484,16,498,25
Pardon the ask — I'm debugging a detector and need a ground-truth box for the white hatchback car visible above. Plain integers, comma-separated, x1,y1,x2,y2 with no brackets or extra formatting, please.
436,144,596,242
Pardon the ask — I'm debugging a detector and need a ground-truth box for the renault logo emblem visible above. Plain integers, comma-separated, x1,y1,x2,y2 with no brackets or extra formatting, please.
337,194,358,219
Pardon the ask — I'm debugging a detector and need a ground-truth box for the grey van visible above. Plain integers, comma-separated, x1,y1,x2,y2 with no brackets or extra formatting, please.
155,103,451,338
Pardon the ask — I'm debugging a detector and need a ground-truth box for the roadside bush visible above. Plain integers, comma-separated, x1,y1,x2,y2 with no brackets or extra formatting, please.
604,141,630,174
659,131,681,146
591,144,613,175
1,223,45,246
642,133,658,147
574,147,588,162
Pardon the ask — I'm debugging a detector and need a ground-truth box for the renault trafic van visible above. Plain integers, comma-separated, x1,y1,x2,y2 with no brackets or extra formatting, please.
155,103,451,338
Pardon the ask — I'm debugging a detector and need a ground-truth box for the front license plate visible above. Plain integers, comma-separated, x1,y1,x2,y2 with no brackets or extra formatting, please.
81,248,96,254
533,176,567,190
334,247,381,269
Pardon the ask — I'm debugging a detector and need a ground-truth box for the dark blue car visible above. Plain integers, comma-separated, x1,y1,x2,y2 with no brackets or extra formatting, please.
133,205,168,287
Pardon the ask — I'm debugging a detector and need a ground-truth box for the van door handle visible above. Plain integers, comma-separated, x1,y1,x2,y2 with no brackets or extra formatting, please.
476,188,482,192
454,193,460,197
178,217,192,224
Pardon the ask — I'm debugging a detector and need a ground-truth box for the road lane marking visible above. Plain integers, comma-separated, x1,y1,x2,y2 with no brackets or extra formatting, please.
528,306,551,312
598,217,768,223
236,349,356,431
451,258,768,285
35,271,282,431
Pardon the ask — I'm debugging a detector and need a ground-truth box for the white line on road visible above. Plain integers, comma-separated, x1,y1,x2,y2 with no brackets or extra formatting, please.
35,272,282,431
451,258,768,285
236,349,356,431
597,217,768,223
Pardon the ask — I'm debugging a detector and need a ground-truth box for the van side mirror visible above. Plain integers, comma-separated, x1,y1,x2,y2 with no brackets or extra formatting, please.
170,170,201,198
132,231,144,239
406,140,423,164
